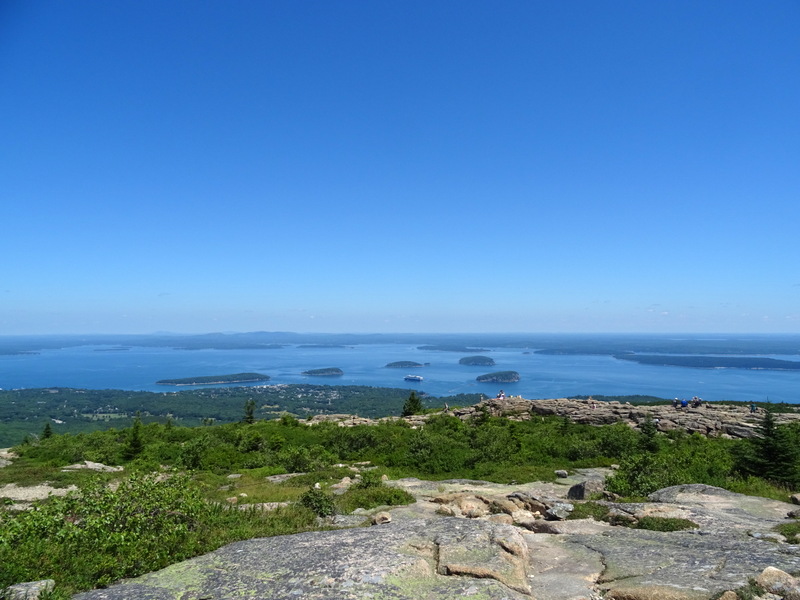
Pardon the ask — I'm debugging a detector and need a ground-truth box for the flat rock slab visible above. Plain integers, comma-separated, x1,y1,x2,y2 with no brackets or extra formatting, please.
73,518,533,600
570,527,800,600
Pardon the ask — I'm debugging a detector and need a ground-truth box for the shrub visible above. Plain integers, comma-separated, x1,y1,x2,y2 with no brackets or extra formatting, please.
567,501,611,521
634,516,698,531
336,486,416,514
354,469,383,489
298,487,336,517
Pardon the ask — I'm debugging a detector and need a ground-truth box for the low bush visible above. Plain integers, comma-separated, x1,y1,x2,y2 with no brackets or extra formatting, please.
336,485,415,514
567,501,611,521
298,487,336,517
634,516,698,532
0,473,318,598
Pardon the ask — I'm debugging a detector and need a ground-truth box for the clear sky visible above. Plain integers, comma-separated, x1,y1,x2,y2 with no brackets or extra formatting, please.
2,1,799,335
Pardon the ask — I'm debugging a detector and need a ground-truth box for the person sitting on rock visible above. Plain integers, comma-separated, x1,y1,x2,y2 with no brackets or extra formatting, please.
496,390,505,400
680,398,689,409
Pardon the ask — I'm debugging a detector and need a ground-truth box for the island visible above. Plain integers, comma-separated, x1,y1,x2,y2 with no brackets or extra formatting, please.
156,373,271,386
302,367,344,377
418,345,489,352
459,355,496,366
297,344,348,349
476,370,520,383
614,354,800,370
385,361,424,368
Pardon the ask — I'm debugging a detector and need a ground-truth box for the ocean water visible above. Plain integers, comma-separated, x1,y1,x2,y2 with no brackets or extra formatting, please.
1,342,799,404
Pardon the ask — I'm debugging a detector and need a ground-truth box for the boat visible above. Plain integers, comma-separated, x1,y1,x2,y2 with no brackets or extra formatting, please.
404,374,423,382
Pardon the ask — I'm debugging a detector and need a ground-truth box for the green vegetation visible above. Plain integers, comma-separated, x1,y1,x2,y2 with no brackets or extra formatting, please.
458,355,495,366
385,361,424,368
634,516,699,531
301,367,344,376
476,370,520,383
401,392,424,416
773,520,800,543
3,404,800,597
0,385,483,447
567,503,698,531
0,472,318,597
156,372,270,385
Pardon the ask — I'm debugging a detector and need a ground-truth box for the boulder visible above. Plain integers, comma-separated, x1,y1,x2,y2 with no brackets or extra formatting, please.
3,580,55,600
371,511,392,525
567,478,605,500
545,502,574,521
756,567,800,596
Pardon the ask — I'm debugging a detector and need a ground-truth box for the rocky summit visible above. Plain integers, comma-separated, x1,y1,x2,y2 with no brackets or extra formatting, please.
71,472,800,600
305,395,800,439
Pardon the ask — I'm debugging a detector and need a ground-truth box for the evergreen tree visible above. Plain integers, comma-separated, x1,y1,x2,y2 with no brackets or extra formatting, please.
402,392,423,417
123,414,144,460
638,414,659,452
42,422,53,439
737,409,800,488
243,399,256,424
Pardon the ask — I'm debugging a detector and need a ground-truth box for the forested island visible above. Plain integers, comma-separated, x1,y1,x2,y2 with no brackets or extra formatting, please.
476,370,520,383
385,361,424,368
614,354,800,370
297,344,347,349
459,355,496,366
156,373,271,386
302,367,344,376
418,345,489,352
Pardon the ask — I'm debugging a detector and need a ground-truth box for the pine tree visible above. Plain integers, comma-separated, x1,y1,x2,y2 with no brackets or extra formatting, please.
243,399,256,424
123,414,144,460
402,392,423,417
638,414,659,452
42,422,53,439
741,409,800,487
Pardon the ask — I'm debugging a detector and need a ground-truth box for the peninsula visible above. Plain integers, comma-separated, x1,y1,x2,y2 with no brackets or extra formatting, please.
156,373,270,386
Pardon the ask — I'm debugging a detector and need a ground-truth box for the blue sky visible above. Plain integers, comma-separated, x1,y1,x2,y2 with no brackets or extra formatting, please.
2,1,799,335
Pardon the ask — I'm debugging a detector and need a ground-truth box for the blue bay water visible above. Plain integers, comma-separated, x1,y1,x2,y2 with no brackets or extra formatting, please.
1,343,799,404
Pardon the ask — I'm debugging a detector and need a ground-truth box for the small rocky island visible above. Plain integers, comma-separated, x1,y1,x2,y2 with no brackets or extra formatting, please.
476,370,520,383
301,367,344,377
156,373,270,386
459,355,496,366
385,361,424,368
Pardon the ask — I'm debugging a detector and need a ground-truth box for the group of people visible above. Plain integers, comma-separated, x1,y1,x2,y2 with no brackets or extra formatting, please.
673,396,703,409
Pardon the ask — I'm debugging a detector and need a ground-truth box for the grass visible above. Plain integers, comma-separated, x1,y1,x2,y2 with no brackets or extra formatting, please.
773,520,800,543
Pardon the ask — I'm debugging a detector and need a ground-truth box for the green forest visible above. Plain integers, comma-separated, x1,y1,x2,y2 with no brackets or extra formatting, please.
0,385,482,447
